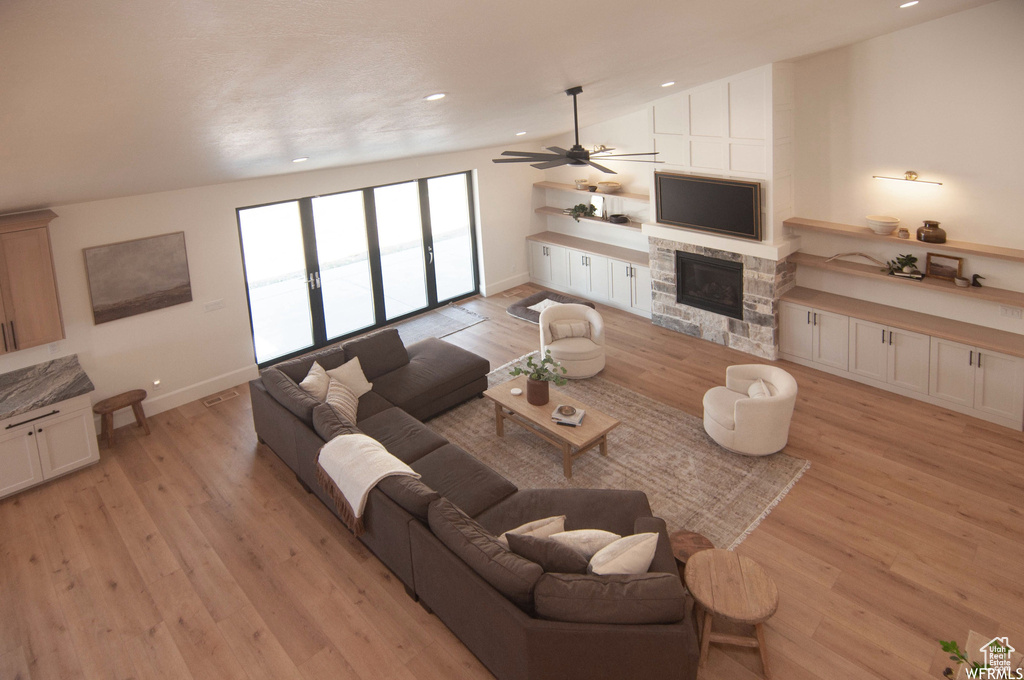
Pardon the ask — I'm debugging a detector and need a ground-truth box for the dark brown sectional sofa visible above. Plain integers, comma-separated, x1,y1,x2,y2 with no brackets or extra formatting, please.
249,328,699,680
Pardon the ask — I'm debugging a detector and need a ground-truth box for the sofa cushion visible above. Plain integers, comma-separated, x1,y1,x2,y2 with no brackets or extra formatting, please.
412,444,517,518
497,515,566,548
343,328,410,381
533,572,688,624
506,534,588,574
372,337,489,417
428,498,543,612
356,391,394,422
299,362,331,401
588,533,659,575
549,529,621,560
545,337,603,361
261,367,321,426
377,476,440,522
312,403,360,441
357,407,447,464
325,379,360,424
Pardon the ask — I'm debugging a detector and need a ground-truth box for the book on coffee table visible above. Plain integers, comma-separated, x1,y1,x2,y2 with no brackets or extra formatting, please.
551,405,585,427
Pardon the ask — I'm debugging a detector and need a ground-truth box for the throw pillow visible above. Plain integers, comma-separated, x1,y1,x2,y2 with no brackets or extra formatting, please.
298,361,331,401
588,533,659,575
312,402,360,441
527,298,561,314
506,534,589,574
497,515,566,548
326,356,373,398
549,529,621,560
548,319,591,341
325,379,360,424
747,378,774,399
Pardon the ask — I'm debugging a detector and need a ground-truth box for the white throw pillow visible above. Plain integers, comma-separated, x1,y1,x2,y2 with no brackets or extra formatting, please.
326,357,373,398
325,379,359,424
549,319,591,341
497,515,566,549
747,378,774,399
549,529,621,560
588,533,659,575
527,298,562,314
298,362,330,401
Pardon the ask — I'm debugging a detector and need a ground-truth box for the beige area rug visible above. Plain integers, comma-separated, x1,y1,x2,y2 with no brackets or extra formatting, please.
427,354,809,549
386,303,486,346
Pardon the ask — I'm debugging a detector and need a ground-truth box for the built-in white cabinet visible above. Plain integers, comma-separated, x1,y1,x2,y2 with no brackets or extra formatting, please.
848,319,930,394
778,301,848,370
929,338,1024,422
529,241,569,288
567,250,609,300
608,260,651,313
0,395,100,499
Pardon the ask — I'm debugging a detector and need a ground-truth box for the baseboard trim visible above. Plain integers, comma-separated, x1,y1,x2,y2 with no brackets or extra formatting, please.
481,272,530,297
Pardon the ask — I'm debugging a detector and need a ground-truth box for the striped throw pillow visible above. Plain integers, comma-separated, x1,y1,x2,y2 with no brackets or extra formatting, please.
325,378,359,424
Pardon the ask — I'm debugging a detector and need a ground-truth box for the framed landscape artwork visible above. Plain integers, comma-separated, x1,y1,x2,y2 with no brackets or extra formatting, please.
925,253,964,281
84,231,192,324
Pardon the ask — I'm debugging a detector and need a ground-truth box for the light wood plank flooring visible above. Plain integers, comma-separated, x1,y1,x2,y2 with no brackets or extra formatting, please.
2,283,1022,680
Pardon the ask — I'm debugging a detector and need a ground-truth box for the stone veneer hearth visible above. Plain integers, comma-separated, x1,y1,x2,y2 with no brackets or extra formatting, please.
648,236,795,359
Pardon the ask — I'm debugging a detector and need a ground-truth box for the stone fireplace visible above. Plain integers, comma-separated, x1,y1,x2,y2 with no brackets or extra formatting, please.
649,236,795,359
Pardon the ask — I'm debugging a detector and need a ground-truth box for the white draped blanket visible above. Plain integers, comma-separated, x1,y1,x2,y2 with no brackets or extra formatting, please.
317,433,419,520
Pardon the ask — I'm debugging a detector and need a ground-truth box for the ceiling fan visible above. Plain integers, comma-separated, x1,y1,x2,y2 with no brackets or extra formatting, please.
493,86,661,174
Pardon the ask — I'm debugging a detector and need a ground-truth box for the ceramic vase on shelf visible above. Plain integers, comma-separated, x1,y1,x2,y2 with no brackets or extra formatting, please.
526,378,549,406
916,220,947,243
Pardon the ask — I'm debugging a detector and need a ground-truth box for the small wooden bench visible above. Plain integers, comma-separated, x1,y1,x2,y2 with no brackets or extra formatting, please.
93,389,150,446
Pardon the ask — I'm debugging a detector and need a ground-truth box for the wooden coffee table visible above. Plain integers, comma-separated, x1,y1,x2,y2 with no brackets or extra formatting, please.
483,376,620,479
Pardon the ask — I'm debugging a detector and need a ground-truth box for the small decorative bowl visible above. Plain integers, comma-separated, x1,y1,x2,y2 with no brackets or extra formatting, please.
574,179,589,190
557,405,577,416
596,181,622,194
866,215,900,235
954,277,970,288
608,214,630,224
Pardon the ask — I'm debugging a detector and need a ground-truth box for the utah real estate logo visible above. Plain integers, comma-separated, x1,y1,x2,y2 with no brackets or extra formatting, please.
968,637,1022,680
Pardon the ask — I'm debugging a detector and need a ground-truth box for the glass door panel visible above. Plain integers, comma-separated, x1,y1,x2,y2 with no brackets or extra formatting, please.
238,201,313,363
428,174,476,302
374,182,427,320
312,192,375,339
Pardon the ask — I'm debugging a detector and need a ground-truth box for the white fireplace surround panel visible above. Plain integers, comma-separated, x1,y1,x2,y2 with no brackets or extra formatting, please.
642,222,800,261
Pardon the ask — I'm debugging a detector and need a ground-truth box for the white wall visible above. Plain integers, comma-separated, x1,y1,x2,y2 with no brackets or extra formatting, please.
0,146,537,419
793,0,1024,333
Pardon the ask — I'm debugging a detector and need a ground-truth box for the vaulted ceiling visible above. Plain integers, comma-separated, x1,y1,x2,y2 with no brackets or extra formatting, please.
0,0,990,214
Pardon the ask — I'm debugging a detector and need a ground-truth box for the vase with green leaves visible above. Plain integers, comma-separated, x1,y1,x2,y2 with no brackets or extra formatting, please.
568,203,597,222
509,350,568,405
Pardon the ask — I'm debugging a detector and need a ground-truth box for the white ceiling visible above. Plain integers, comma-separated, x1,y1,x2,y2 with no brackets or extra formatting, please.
0,0,991,214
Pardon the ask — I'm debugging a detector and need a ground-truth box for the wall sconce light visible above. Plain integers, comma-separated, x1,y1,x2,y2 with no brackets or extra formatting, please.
872,170,942,185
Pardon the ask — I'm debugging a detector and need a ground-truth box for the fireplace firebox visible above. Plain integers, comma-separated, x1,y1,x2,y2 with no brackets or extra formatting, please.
675,252,744,320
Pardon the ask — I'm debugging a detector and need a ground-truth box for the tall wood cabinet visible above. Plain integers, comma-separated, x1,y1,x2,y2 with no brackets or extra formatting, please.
0,209,64,353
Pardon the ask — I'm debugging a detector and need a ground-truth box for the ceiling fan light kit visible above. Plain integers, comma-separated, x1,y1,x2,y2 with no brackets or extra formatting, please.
493,86,661,175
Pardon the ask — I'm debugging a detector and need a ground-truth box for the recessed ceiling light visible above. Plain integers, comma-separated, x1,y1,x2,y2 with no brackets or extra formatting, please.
515,131,527,136
661,81,676,88
899,1,918,7
423,93,446,101
292,157,309,163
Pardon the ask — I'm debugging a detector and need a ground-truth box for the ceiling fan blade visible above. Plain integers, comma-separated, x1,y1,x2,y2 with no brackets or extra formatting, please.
531,158,571,169
584,159,616,174
544,146,570,155
595,152,660,158
492,157,549,164
499,150,563,158
589,158,665,164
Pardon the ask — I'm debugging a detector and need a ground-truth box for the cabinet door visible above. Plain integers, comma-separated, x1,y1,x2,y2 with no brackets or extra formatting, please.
608,260,633,308
848,318,888,382
632,265,652,312
567,250,589,294
0,227,64,351
548,245,569,287
529,242,551,283
36,408,100,479
811,310,849,370
974,349,1024,422
929,337,974,407
0,426,43,499
887,328,930,394
588,254,610,301
779,302,812,359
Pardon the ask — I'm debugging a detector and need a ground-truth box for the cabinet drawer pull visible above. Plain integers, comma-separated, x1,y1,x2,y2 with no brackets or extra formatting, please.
889,331,893,345
807,311,811,324
881,329,885,344
9,321,16,349
813,313,817,326
969,351,973,366
5,409,60,430
1,323,6,352
978,353,982,368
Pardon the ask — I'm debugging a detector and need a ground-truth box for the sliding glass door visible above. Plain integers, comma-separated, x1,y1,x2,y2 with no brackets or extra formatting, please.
237,171,478,366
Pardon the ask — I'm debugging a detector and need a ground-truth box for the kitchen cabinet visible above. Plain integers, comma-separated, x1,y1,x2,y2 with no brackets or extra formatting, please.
849,318,930,394
0,209,63,353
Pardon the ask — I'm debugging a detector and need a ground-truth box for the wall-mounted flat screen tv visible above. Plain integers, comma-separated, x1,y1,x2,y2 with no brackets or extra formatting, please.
654,172,762,241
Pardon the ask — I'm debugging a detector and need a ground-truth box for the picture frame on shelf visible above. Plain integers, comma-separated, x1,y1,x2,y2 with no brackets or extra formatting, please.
925,253,963,281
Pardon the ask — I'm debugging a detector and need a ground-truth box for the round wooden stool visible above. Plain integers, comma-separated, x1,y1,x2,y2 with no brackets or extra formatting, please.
93,389,150,447
684,549,779,679
669,530,715,583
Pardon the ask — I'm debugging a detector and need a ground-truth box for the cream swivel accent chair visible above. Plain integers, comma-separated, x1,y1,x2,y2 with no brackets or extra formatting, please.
539,303,606,379
702,365,798,456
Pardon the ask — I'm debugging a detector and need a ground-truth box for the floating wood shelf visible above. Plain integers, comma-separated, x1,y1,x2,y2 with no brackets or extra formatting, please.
789,252,1024,307
783,287,1024,359
534,181,650,203
534,206,641,230
526,231,648,266
783,217,1024,263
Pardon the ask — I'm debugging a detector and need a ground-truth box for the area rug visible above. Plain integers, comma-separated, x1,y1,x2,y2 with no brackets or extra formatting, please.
426,354,809,549
506,291,596,324
388,304,487,346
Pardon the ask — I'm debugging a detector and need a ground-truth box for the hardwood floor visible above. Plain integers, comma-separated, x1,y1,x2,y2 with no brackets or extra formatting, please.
2,282,1022,680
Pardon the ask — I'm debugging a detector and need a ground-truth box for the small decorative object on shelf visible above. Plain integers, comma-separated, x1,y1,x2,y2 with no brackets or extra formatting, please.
566,203,597,222
897,227,910,239
574,178,589,190
887,253,922,279
954,276,970,288
596,181,621,194
925,253,963,281
972,274,985,287
509,351,568,406
608,214,630,224
917,220,947,243
866,215,899,235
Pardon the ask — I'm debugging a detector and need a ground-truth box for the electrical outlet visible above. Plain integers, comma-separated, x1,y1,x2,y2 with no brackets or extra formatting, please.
1000,305,1023,319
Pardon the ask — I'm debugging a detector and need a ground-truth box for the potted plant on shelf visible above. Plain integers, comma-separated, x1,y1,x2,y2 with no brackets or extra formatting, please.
887,253,922,278
568,203,597,222
509,350,568,405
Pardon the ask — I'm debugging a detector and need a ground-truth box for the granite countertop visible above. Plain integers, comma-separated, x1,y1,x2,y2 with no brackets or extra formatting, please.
0,355,95,421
